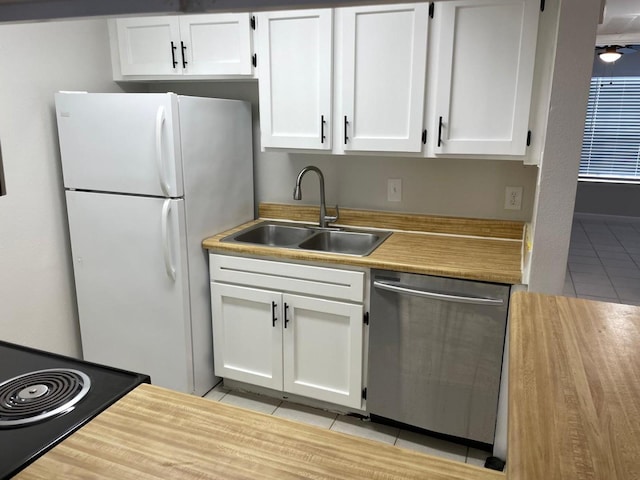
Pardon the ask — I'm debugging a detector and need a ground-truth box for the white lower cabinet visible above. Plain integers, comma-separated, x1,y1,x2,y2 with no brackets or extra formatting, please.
210,254,366,409
211,283,283,390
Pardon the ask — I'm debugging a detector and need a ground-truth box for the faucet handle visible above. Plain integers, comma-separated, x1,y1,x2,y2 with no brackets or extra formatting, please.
325,205,340,225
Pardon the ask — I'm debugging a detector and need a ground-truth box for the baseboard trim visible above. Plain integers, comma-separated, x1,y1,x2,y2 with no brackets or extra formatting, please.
574,212,640,224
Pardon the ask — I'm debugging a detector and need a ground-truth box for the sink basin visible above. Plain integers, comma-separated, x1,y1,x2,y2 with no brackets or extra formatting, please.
298,231,386,256
228,223,314,247
222,221,391,256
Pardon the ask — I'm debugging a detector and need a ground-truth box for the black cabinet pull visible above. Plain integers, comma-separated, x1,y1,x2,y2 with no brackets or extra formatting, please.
284,303,290,328
180,41,187,68
321,115,326,143
170,41,177,68
271,301,277,327
437,116,443,147
344,116,349,145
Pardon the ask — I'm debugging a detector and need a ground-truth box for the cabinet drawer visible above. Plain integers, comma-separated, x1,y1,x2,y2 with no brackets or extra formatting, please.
210,254,364,302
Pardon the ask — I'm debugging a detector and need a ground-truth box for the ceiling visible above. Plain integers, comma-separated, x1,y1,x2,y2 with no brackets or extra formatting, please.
0,0,638,42
597,0,640,45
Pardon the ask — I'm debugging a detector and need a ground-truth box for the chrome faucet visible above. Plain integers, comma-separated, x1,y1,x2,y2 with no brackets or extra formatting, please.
293,166,339,228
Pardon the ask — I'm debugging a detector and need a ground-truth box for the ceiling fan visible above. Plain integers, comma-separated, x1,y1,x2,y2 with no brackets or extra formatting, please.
596,45,640,63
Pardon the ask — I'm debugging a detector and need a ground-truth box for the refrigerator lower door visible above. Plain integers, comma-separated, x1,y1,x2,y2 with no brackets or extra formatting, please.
55,92,182,197
65,191,195,393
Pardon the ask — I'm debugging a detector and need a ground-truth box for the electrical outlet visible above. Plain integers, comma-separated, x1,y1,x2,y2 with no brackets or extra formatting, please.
387,179,402,202
505,186,523,210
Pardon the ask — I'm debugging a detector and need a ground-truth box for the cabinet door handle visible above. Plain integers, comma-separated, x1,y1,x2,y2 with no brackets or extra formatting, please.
321,115,326,143
344,116,349,145
180,41,187,68
284,303,290,328
170,41,178,68
437,116,443,147
271,301,277,327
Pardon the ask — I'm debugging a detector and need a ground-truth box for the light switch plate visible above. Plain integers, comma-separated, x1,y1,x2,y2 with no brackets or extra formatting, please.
388,179,402,202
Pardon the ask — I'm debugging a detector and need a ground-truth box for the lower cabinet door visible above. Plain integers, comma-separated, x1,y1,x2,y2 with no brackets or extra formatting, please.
282,294,364,409
211,283,283,390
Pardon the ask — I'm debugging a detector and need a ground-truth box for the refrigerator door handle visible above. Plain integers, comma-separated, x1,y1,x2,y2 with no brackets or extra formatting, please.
161,199,176,281
155,106,171,197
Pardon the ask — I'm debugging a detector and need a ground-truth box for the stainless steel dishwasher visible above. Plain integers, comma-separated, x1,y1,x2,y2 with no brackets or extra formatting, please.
367,269,510,445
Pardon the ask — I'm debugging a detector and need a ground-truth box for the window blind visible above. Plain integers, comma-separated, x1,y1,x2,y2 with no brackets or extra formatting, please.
580,76,640,181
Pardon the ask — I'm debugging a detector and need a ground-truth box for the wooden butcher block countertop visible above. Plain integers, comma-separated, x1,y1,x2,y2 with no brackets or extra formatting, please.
508,292,640,480
202,204,524,284
17,384,503,480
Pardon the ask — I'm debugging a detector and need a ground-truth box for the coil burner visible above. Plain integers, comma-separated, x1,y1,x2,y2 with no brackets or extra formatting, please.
0,369,91,428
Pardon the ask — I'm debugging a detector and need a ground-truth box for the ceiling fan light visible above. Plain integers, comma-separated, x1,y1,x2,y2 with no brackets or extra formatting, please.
599,47,622,63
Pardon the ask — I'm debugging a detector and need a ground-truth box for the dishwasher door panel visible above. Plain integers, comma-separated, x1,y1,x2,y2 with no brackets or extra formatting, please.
367,270,510,444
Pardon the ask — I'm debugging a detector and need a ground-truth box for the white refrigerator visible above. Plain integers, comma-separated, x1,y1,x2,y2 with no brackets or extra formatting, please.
55,92,254,395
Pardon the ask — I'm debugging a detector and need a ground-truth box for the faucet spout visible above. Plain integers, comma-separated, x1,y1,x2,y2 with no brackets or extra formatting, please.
293,166,339,228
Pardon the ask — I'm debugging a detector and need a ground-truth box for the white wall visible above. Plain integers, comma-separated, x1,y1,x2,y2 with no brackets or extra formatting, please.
0,18,123,356
150,82,538,221
526,0,601,293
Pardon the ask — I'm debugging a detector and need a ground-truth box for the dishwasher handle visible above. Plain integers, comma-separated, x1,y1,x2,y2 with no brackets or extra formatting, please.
373,280,504,306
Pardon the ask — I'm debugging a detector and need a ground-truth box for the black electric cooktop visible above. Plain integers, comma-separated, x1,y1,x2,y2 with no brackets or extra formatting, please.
0,340,149,479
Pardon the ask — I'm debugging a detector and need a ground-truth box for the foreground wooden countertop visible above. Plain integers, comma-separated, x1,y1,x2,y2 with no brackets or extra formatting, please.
202,204,524,284
508,292,640,479
17,384,503,480
16,293,640,479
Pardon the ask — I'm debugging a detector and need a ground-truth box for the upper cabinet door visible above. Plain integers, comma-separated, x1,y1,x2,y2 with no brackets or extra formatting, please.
339,3,429,153
179,13,253,76
116,16,182,76
257,10,333,150
433,0,539,156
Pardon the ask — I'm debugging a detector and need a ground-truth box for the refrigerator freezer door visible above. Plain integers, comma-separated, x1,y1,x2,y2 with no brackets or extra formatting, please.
65,190,194,393
55,93,183,197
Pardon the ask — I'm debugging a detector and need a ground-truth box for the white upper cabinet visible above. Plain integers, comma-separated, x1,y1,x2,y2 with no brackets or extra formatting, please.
256,10,333,150
116,16,182,76
338,3,429,153
431,0,539,156
178,14,253,76
115,13,253,79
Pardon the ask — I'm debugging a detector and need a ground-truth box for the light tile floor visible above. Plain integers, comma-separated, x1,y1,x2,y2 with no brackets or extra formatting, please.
564,215,640,305
204,385,490,467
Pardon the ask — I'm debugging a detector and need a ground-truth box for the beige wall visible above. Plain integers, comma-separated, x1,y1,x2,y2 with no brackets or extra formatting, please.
0,18,123,356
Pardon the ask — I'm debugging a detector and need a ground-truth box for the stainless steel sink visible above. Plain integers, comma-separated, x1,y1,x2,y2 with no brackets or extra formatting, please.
231,223,314,247
222,221,391,256
297,231,386,256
